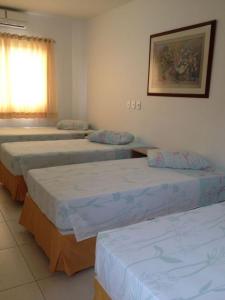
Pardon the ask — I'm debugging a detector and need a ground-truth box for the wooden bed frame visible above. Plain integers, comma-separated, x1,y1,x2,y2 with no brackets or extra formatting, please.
94,278,111,300
0,161,27,202
19,194,96,276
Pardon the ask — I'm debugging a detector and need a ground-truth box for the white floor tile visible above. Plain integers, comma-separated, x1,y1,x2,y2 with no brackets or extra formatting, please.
0,187,12,203
0,282,44,300
7,220,34,246
0,187,94,299
0,194,22,222
0,211,4,223
0,222,16,250
20,243,52,280
0,247,34,291
38,268,94,300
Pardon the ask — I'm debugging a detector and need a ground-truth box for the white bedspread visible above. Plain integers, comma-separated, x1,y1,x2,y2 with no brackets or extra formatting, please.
26,157,225,240
0,127,90,144
96,202,225,300
0,139,142,175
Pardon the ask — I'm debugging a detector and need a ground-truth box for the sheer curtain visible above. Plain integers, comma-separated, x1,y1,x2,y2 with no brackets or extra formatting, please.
0,33,57,118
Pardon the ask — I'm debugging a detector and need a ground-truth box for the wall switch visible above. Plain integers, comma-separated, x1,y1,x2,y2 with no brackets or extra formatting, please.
131,100,136,109
127,100,131,109
136,101,141,110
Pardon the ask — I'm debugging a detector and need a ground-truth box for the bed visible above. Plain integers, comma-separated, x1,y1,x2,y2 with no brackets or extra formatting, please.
0,139,143,201
94,201,225,300
19,157,225,275
0,126,91,143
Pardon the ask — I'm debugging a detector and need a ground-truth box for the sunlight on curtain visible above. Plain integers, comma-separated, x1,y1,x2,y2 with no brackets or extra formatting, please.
0,34,57,118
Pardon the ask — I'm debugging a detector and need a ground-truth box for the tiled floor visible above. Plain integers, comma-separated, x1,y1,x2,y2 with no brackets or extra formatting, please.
0,187,94,300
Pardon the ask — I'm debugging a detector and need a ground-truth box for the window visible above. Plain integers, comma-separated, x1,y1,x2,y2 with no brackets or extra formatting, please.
0,33,57,118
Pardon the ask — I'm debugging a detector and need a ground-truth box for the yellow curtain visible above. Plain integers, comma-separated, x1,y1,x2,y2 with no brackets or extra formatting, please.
0,33,57,118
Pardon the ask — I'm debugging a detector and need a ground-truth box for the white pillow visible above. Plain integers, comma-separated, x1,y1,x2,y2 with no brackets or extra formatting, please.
87,130,134,145
57,120,88,130
147,149,211,170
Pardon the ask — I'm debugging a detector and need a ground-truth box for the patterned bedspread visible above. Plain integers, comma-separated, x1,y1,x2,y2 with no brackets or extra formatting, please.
26,157,225,240
0,139,143,175
96,202,225,300
0,127,90,144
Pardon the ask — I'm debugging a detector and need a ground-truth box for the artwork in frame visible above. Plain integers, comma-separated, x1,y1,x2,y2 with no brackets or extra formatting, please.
147,20,217,98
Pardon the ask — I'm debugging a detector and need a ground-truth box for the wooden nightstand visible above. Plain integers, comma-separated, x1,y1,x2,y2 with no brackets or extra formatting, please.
132,147,157,158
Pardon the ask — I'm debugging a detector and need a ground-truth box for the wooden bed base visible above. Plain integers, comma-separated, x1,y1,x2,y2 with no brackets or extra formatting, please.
94,278,111,300
0,161,27,202
19,194,96,276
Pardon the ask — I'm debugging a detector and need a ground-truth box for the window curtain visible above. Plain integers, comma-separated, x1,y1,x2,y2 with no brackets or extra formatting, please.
0,33,57,118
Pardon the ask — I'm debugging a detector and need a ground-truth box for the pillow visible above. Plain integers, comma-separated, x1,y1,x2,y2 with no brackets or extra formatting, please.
147,149,210,170
87,130,134,145
57,120,88,130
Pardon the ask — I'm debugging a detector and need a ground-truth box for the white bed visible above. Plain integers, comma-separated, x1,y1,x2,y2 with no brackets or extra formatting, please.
0,126,91,144
0,139,143,176
95,201,225,300
26,157,225,241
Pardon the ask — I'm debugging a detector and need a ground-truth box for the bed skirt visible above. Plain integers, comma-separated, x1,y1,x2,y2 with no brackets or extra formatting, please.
0,162,27,202
94,278,111,300
19,194,96,276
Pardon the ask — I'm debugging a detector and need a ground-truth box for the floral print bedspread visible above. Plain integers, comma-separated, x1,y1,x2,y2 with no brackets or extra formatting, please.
96,201,225,300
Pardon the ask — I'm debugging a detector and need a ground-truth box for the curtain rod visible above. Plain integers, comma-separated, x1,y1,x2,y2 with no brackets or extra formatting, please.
0,32,55,43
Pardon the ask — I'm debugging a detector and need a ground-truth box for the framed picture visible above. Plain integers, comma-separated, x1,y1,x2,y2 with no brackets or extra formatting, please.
147,20,217,98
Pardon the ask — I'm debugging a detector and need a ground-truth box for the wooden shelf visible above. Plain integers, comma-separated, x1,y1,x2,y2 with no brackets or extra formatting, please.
132,147,157,158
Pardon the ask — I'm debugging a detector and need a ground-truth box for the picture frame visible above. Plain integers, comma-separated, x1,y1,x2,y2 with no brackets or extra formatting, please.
147,20,217,98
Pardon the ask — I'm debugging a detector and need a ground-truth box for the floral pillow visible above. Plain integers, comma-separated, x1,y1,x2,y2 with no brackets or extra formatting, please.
57,120,89,130
87,130,134,145
147,149,210,170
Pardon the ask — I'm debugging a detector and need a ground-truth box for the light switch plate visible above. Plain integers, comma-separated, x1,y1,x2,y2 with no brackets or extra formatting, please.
131,100,136,109
127,100,131,109
136,101,141,110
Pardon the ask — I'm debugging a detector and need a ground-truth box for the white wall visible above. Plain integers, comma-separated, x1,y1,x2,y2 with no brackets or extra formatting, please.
86,0,225,168
72,20,88,120
0,12,85,126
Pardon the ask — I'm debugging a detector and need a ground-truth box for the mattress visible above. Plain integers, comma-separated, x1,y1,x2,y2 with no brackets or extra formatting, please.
26,157,225,241
96,201,225,300
0,127,91,144
0,139,143,176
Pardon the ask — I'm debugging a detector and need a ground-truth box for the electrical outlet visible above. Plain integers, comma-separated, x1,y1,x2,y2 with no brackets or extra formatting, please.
131,100,136,109
136,101,141,110
127,100,131,109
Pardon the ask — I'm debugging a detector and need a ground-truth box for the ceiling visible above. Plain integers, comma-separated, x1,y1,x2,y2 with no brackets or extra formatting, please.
0,0,131,18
